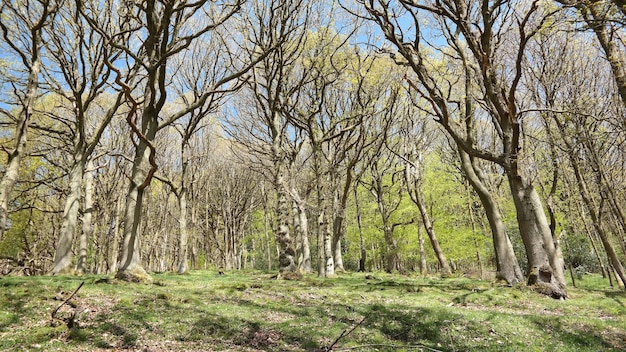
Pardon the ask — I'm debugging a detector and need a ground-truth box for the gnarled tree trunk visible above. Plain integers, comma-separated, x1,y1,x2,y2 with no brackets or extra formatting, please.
509,176,566,298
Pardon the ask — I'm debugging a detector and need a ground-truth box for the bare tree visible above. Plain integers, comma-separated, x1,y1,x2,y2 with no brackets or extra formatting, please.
0,0,59,241
232,0,311,275
80,0,258,282
43,0,126,274
358,0,567,297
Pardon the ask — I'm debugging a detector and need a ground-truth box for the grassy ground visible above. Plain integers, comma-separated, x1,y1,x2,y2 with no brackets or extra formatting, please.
1,270,625,351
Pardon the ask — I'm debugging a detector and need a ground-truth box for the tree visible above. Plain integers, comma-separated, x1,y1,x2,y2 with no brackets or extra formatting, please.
527,28,626,289
0,0,59,242
359,0,567,297
80,0,256,282
395,111,452,275
44,1,126,274
233,0,312,274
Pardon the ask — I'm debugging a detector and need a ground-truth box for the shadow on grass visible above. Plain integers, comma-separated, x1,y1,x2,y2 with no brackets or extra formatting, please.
528,315,625,350
605,291,626,308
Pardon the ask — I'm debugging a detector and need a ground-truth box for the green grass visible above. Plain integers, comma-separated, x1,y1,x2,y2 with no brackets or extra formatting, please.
0,271,625,351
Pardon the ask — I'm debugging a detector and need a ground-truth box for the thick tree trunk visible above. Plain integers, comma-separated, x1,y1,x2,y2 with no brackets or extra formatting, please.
333,168,351,273
275,165,296,274
382,225,399,273
292,191,311,273
76,159,95,274
51,155,86,274
261,183,272,271
459,149,523,284
116,135,154,283
508,176,567,298
316,177,334,277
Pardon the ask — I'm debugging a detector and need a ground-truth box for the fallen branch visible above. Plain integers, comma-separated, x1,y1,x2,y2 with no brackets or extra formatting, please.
324,316,366,351
50,281,84,327
334,344,443,351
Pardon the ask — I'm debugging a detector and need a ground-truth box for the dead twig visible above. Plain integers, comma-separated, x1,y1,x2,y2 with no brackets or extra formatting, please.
323,316,366,351
333,344,443,351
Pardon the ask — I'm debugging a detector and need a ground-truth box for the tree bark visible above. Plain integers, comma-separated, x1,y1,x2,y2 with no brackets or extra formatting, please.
292,189,311,273
417,222,427,275
176,187,189,274
76,159,95,274
354,186,366,272
51,154,85,274
508,176,567,298
274,157,296,274
459,149,523,284
407,168,451,275
115,123,156,282
0,61,41,242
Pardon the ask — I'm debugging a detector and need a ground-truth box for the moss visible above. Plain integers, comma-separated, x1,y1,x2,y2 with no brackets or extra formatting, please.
115,267,153,283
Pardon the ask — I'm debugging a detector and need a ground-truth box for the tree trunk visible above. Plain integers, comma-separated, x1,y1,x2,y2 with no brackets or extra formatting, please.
508,176,567,298
382,224,398,273
109,195,124,274
580,2,626,109
0,59,41,241
292,190,311,273
51,155,86,274
418,222,427,275
261,182,272,271
76,159,95,274
275,164,295,274
324,202,334,276
116,134,155,283
324,179,335,276
177,187,189,274
354,186,366,272
459,149,523,284
410,175,451,275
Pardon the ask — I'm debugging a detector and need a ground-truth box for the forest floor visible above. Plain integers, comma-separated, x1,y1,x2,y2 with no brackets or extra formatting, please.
1,270,625,351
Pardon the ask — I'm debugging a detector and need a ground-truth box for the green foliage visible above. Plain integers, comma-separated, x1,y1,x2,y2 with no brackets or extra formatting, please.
0,271,625,351
563,232,601,273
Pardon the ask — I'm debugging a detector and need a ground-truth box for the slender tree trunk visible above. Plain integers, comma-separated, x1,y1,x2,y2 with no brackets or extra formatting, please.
51,155,86,274
354,186,366,272
177,188,189,274
410,176,451,275
0,59,41,241
76,159,95,274
261,182,272,271
418,222,426,275
324,178,335,276
562,136,626,289
459,149,523,284
109,195,123,274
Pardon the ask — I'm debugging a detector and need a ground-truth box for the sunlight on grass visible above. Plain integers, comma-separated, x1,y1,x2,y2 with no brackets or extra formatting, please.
0,271,624,351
